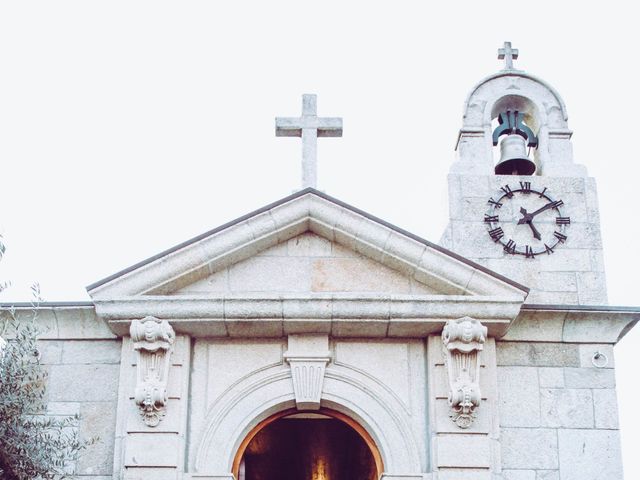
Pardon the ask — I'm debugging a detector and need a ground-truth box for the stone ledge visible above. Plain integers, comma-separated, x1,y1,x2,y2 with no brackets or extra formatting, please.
0,304,115,340
95,294,523,338
502,306,639,344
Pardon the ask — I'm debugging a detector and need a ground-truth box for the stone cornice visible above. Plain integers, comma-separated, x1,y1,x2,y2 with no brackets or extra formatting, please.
0,304,114,340
90,297,639,344
94,294,523,338
0,301,636,344
505,306,640,344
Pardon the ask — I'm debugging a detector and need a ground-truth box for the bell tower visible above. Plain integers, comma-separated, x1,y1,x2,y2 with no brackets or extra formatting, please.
441,42,607,305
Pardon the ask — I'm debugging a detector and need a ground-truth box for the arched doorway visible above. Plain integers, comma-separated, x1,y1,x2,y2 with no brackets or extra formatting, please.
233,408,383,480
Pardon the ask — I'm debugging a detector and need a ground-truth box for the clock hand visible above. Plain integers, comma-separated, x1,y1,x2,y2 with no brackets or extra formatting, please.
528,201,558,219
517,202,557,224
518,207,531,225
528,221,542,240
517,207,543,240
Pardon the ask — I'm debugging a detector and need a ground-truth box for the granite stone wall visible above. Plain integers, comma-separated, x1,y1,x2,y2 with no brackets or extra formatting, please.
42,338,121,478
5,306,120,479
496,341,622,480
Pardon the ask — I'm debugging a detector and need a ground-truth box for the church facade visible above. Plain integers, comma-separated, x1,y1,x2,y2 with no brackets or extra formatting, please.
2,43,637,480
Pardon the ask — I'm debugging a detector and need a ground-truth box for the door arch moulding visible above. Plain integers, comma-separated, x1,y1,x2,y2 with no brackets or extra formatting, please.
192,366,423,476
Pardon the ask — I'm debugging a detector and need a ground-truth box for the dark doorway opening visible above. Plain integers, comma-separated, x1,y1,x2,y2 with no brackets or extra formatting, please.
239,412,378,480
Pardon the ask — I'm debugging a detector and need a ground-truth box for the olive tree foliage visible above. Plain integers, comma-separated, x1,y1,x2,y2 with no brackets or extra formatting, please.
0,235,92,479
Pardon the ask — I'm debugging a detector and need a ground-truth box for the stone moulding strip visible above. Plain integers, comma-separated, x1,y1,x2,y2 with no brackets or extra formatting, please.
94,294,522,337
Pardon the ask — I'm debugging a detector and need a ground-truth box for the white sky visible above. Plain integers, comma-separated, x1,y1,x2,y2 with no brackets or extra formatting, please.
1,1,638,475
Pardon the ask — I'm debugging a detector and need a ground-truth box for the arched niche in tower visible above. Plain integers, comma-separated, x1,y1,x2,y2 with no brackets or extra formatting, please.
489,94,540,175
453,71,586,177
490,94,540,131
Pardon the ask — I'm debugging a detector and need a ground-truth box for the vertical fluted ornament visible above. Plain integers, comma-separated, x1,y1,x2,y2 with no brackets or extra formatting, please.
289,361,327,410
442,317,487,428
284,334,331,410
130,317,175,426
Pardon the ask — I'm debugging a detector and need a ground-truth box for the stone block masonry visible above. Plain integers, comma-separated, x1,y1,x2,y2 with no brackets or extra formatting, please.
28,306,122,478
497,341,623,480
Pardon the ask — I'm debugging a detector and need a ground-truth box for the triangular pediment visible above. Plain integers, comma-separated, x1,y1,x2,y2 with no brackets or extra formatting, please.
174,232,440,296
88,189,528,300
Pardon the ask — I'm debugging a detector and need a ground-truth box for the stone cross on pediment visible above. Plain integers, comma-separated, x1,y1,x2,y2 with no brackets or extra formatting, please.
498,41,519,70
276,94,343,189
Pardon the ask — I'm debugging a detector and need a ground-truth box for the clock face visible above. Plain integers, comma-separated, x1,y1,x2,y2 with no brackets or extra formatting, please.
484,182,570,257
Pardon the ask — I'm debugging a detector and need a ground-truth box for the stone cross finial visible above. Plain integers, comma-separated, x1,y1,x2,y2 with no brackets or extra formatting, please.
498,41,519,70
275,94,343,189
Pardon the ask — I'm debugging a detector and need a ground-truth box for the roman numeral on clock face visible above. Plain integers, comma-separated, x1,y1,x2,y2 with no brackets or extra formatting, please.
525,245,534,258
488,227,504,242
554,231,568,242
488,197,503,208
484,214,499,223
556,217,571,225
501,184,514,198
519,181,531,193
550,200,564,209
544,243,554,254
504,239,516,254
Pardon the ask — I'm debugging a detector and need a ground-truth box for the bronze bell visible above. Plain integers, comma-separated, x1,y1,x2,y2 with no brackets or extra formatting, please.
494,134,537,175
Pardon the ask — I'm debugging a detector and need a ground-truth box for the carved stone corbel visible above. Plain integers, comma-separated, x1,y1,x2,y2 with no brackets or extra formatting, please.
283,334,331,410
130,317,175,427
442,316,487,429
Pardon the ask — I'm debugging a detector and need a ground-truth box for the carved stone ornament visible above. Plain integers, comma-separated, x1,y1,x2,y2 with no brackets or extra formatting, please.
287,359,328,410
283,335,331,410
130,317,175,427
442,316,487,429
